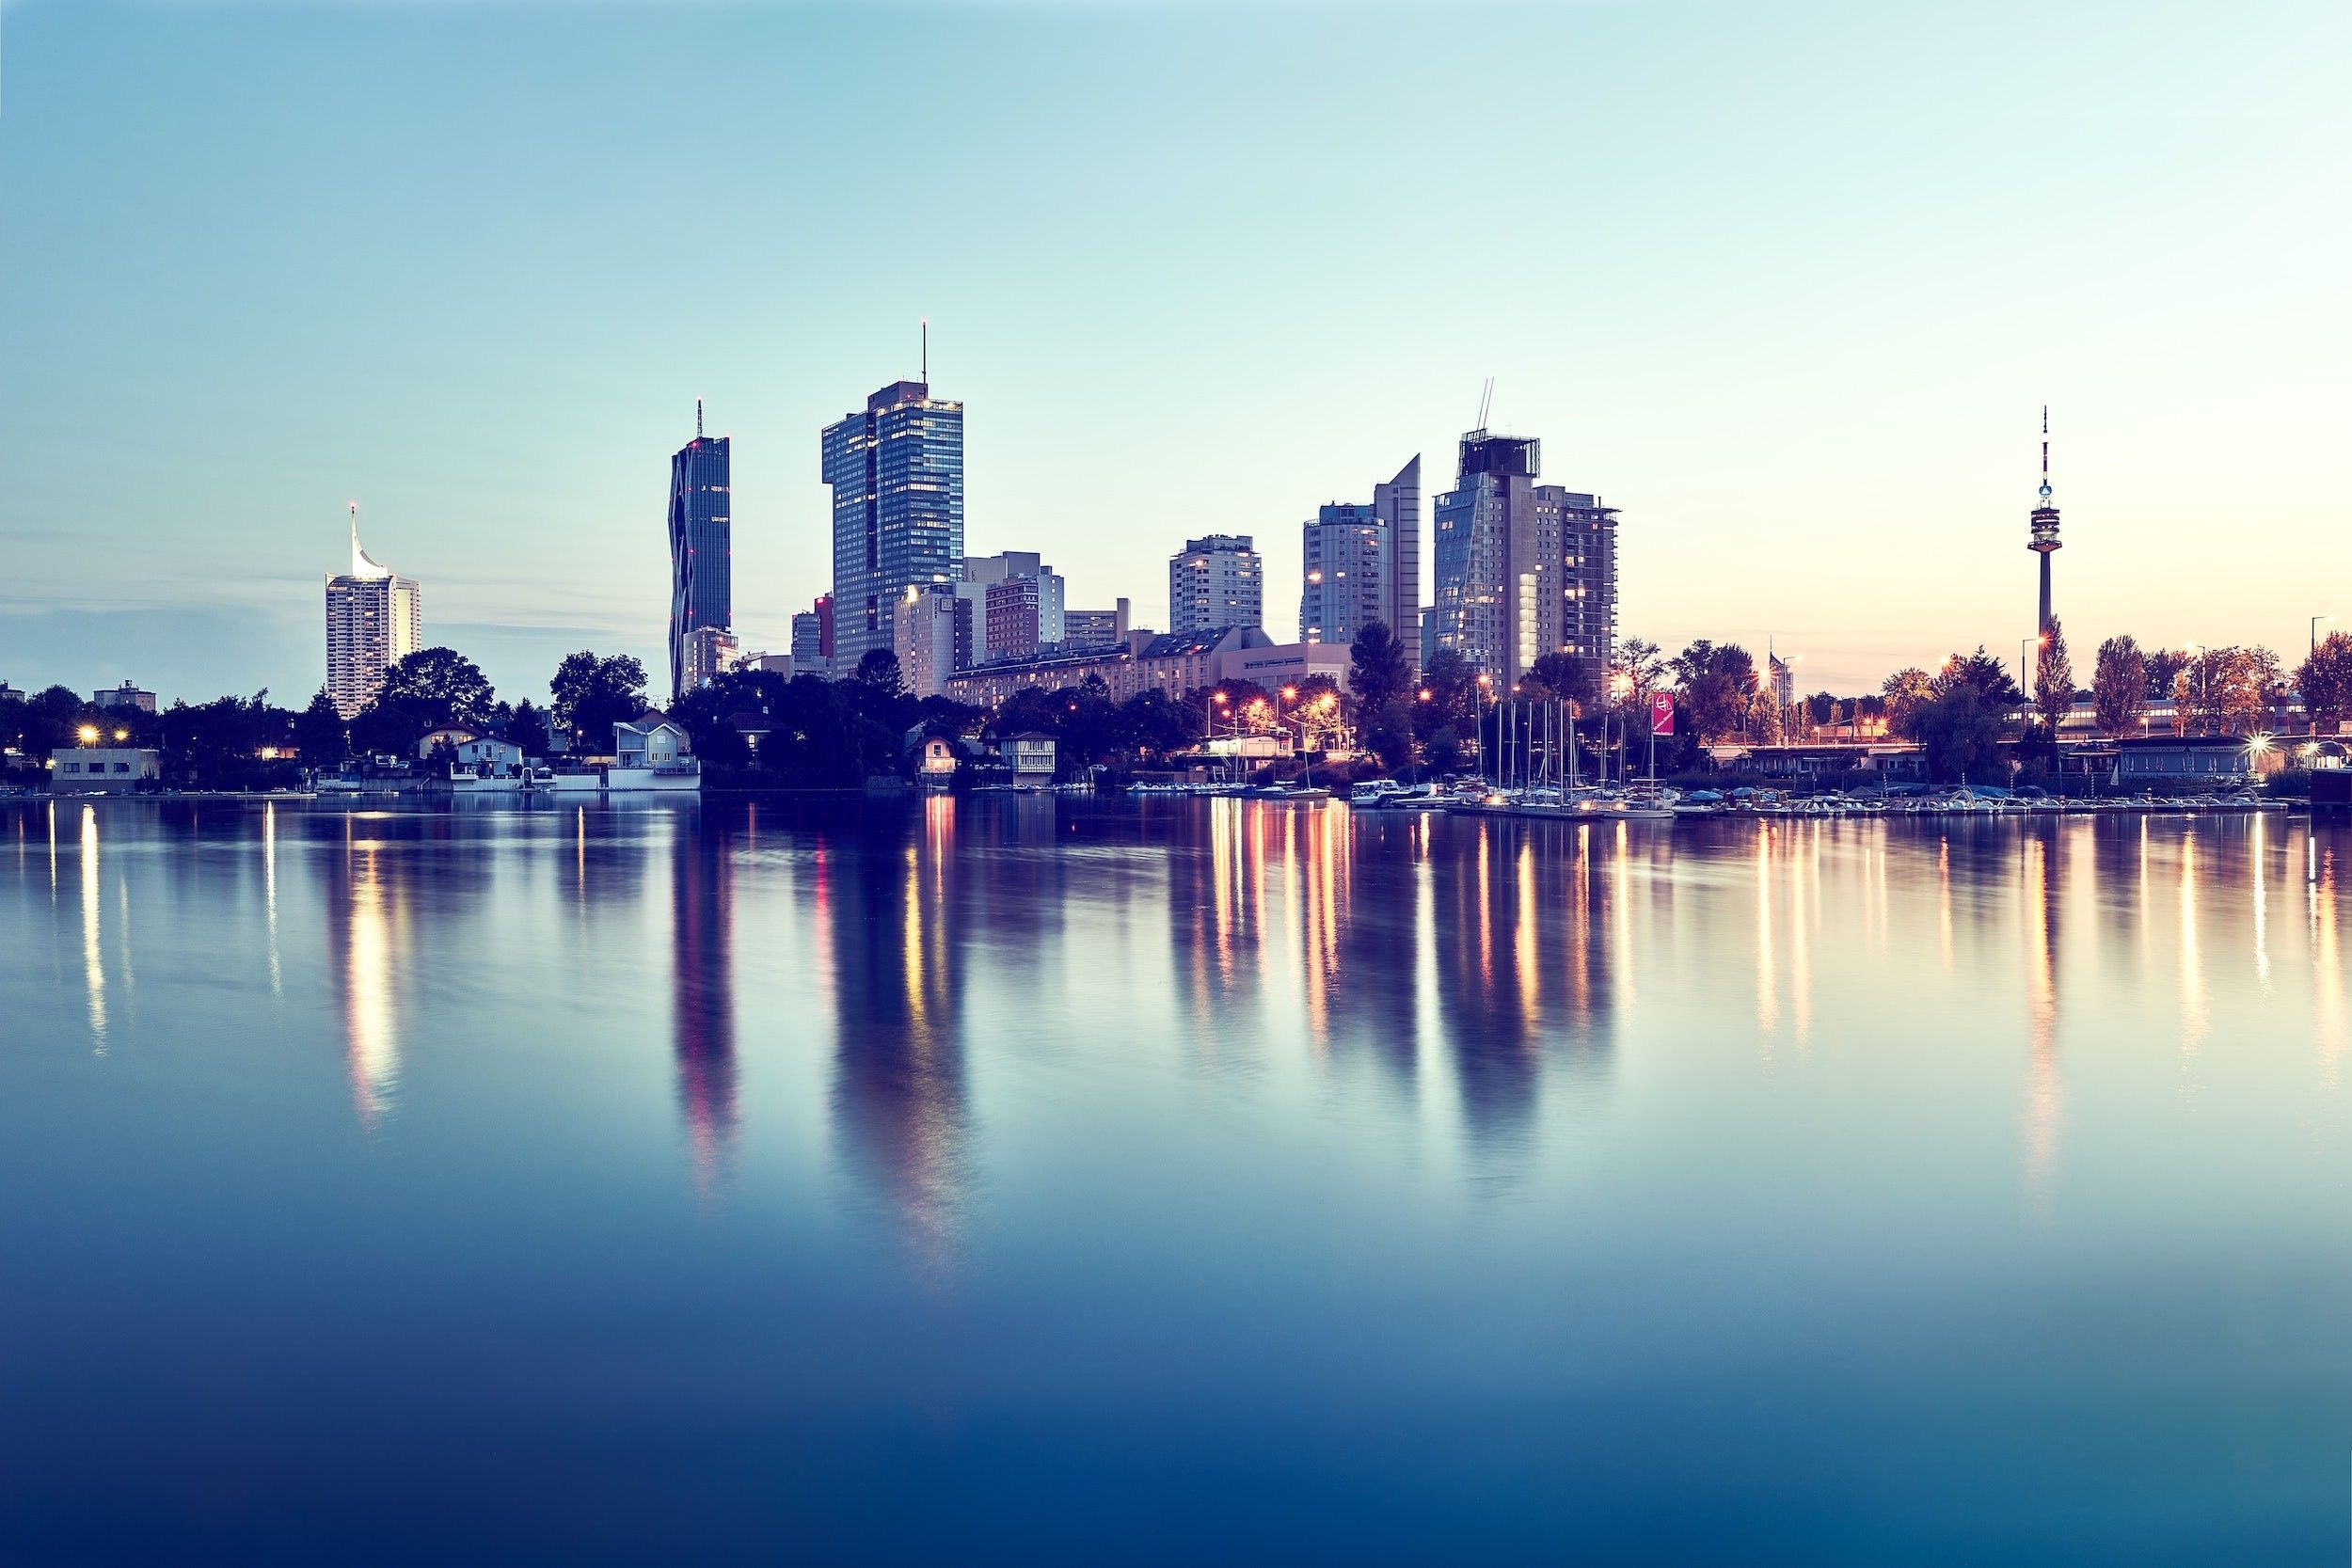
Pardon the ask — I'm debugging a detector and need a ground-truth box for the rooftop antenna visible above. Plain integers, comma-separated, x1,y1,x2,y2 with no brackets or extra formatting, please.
696,397,704,439
1476,376,1495,431
921,317,929,384
2039,404,2052,504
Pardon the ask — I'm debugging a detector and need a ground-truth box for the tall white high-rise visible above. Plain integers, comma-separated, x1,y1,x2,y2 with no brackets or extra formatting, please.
1168,534,1262,635
325,505,422,720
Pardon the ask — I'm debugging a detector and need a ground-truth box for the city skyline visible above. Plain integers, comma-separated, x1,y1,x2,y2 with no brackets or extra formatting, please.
2,0,2346,704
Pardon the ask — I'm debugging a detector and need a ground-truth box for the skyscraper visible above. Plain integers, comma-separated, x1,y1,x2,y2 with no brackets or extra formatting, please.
668,403,732,703
790,609,828,677
823,379,965,669
2028,406,2061,637
1375,454,1422,673
1168,534,1262,635
1430,430,1618,693
325,505,422,721
1299,503,1386,646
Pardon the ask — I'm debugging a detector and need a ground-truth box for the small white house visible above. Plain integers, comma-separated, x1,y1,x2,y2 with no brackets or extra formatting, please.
1005,731,1057,786
453,736,524,776
614,718,692,770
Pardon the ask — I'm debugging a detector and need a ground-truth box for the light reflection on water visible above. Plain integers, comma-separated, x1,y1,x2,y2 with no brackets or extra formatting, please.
3,798,2351,1564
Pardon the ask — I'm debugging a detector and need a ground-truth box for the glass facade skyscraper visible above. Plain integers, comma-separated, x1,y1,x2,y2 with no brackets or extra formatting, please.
822,380,965,669
667,423,732,702
1431,430,1618,694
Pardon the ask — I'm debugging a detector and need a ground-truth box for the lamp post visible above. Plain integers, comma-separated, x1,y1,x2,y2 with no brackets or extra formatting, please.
2314,614,2334,657
1474,673,1494,784
2187,642,2206,735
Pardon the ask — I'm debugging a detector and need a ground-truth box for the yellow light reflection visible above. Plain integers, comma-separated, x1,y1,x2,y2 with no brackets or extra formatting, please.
80,805,105,1047
2177,832,2206,1064
344,836,400,1125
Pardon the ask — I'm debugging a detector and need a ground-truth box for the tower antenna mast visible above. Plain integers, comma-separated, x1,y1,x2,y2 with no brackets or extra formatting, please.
696,396,704,439
921,317,929,383
1476,376,1494,431
2040,404,2051,502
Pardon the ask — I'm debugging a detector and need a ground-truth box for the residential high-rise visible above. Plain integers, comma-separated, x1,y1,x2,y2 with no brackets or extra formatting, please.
1299,503,1386,647
668,404,732,703
823,379,965,669
1430,430,1618,693
325,505,422,721
1375,455,1422,673
1168,534,1262,635
2028,405,2060,638
962,551,1065,664
894,584,966,701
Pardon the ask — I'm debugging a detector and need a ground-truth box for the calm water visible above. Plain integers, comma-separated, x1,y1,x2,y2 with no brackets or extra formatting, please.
3,797,2348,1564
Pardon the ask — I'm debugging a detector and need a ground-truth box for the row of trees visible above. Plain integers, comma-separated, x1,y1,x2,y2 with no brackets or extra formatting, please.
2080,630,2352,738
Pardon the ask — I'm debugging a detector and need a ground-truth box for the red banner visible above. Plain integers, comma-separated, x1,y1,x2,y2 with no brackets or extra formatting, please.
1650,692,1677,736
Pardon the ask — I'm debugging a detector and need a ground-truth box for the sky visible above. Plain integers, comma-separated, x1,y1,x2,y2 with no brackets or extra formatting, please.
1,0,2346,705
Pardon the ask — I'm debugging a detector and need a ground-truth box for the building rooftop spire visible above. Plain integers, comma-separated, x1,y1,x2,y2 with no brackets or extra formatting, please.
348,500,392,580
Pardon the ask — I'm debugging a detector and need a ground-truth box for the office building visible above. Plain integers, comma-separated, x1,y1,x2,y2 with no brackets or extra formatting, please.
680,626,739,691
1168,535,1262,635
790,609,828,677
1430,429,1617,692
1064,599,1132,650
92,681,157,714
668,404,732,703
325,506,422,721
823,379,965,669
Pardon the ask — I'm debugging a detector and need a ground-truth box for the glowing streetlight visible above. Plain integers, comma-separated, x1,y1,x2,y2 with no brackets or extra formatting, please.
76,724,99,746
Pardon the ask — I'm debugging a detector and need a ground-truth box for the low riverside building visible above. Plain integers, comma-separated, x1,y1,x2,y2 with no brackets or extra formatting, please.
50,747,160,793
946,626,1270,708
2107,735,2267,788
1004,732,1057,785
1215,640,1353,696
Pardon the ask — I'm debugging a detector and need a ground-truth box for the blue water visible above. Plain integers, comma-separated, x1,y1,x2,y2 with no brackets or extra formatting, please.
2,798,2347,1563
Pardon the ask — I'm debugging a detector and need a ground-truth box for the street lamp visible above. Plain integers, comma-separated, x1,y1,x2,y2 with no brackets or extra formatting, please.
76,724,99,747
2314,614,2334,656
1474,673,1494,782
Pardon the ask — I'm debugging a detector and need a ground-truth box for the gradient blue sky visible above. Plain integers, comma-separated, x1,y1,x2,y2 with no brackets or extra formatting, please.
2,0,2345,703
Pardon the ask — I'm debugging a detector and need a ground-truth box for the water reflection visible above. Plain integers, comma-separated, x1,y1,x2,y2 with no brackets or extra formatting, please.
2022,830,2061,1200
326,816,403,1126
80,805,105,1047
827,809,969,1265
670,811,739,1190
